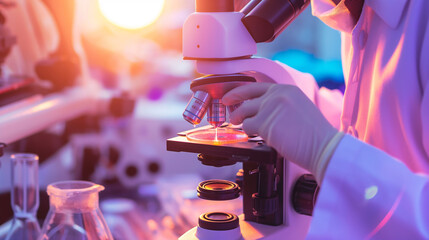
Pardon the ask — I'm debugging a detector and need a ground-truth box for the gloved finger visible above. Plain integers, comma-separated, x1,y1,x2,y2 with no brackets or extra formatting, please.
222,82,273,106
229,98,261,125
242,116,260,136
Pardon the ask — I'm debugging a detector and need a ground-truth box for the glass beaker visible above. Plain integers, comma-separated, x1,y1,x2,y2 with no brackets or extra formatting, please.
39,181,113,240
6,153,41,240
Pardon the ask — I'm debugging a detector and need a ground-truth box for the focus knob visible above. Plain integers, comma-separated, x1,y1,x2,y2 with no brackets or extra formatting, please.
292,174,319,216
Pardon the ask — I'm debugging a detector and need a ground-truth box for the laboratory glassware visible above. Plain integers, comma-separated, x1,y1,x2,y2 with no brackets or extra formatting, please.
39,180,113,240
5,153,41,240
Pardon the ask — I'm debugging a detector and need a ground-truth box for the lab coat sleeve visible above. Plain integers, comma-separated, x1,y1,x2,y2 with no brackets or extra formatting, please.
307,135,429,239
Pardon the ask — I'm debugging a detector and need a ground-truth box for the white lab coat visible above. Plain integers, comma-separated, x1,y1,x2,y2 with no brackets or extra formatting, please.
306,0,429,238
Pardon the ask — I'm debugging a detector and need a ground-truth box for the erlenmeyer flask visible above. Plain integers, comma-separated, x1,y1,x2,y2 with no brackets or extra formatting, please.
39,181,113,240
6,153,41,240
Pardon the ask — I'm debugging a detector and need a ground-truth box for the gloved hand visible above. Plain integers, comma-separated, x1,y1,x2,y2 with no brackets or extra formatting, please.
222,83,344,182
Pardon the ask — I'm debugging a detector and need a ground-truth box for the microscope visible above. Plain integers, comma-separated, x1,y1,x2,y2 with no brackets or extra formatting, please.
167,0,319,239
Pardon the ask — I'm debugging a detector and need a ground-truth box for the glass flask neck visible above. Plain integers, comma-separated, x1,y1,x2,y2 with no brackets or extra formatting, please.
10,153,39,216
47,181,104,212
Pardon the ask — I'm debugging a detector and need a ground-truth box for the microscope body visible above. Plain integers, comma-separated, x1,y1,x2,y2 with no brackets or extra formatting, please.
175,0,315,239
183,9,298,85
167,127,315,240
183,10,256,60
182,0,309,128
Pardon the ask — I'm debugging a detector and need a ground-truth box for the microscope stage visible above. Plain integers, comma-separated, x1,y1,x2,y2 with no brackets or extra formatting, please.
167,126,278,164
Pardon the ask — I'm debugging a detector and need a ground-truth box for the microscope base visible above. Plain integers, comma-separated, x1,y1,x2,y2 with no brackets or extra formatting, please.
179,213,311,240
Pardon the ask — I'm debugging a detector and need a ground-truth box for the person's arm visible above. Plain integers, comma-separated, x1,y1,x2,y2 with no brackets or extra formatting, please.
222,77,429,239
307,135,429,239
308,11,429,238
222,83,341,178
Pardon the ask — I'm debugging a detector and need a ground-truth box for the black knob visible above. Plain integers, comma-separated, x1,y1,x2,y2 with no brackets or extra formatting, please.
292,174,319,216
235,169,244,191
252,193,279,217
196,0,234,12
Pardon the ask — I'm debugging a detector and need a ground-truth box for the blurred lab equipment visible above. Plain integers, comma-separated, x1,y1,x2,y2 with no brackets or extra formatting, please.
35,0,80,91
0,0,103,145
101,198,149,239
170,0,321,239
0,143,5,158
39,180,113,240
0,2,36,102
5,153,41,240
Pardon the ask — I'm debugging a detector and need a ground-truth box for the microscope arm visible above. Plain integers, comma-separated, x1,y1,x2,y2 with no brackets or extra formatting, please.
196,57,319,103
196,58,295,85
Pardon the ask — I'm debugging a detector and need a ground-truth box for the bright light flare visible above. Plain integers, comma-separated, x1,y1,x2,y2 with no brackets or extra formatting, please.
98,0,165,30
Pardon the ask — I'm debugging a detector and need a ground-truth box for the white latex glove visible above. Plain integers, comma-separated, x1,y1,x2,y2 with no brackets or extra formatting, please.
222,83,343,182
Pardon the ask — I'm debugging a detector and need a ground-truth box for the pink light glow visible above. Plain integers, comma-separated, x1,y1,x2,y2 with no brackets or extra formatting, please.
365,190,404,239
186,128,248,145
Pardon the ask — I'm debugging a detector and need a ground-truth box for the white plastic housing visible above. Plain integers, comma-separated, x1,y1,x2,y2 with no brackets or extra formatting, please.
179,161,312,240
195,227,242,240
183,12,257,59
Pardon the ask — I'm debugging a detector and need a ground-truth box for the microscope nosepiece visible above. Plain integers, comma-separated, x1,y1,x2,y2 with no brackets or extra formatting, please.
207,99,226,128
183,91,211,125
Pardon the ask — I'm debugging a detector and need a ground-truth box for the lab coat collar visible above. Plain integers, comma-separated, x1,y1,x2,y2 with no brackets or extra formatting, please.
366,0,409,28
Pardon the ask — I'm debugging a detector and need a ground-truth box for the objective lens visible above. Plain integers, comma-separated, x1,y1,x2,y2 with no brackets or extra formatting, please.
207,99,226,128
183,91,211,125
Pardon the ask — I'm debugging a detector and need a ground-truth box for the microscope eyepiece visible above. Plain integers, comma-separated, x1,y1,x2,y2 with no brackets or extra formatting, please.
241,0,311,42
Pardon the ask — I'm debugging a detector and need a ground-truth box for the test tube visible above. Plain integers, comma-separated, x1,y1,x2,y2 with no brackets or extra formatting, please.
10,153,39,218
6,153,41,240
183,91,212,125
207,99,226,128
